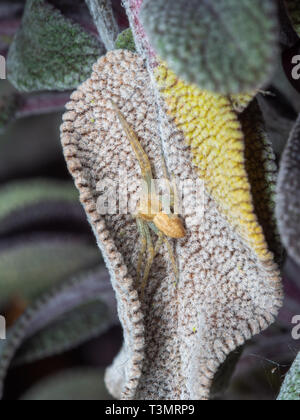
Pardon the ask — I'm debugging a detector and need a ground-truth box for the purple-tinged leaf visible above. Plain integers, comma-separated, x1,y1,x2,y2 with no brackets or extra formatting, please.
0,179,87,236
276,114,300,265
14,297,118,366
0,267,116,398
7,0,105,92
16,92,71,118
0,233,101,306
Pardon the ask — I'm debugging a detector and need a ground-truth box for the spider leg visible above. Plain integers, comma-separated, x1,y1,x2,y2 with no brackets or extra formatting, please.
140,223,155,299
154,232,164,254
149,222,179,281
164,237,179,282
110,100,153,188
136,218,147,284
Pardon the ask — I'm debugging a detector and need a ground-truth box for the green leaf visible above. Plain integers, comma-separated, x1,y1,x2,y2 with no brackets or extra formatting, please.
0,268,116,398
0,235,101,306
0,179,78,221
14,300,114,366
7,0,105,92
278,353,300,400
285,0,300,37
141,0,279,94
115,28,136,52
20,368,113,400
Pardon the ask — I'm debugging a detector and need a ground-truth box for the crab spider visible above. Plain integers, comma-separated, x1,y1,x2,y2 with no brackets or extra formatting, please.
110,100,186,298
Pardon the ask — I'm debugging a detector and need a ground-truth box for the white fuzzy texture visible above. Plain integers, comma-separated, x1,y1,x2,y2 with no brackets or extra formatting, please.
60,50,282,400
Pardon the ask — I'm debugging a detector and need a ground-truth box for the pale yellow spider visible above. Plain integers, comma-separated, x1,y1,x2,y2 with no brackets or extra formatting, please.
110,100,186,296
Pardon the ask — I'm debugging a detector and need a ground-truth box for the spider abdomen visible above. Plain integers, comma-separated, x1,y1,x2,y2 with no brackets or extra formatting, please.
153,212,186,239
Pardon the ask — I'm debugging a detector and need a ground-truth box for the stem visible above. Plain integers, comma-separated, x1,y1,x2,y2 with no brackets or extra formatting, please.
85,0,119,51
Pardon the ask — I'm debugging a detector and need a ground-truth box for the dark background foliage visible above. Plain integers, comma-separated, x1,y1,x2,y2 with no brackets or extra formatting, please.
0,0,299,400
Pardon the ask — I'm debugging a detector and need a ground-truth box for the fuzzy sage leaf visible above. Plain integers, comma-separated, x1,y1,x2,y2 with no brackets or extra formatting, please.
14,299,116,366
0,267,117,398
0,235,101,306
276,114,300,265
140,0,279,94
115,28,136,52
0,179,78,221
7,0,105,92
277,352,300,400
0,179,85,236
